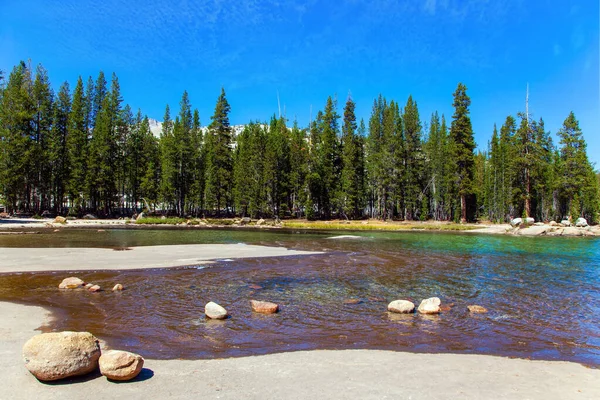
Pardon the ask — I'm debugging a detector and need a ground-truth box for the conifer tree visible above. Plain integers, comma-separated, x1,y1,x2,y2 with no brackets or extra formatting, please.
340,95,365,219
49,82,71,213
449,83,476,222
67,77,88,210
205,88,233,216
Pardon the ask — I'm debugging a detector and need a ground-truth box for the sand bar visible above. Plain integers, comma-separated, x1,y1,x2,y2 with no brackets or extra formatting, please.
0,244,321,273
1,301,599,399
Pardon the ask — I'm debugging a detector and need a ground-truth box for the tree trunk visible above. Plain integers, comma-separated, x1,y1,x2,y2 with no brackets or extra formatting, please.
460,194,467,223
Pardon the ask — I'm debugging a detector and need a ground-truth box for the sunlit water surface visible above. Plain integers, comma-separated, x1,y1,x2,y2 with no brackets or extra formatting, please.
1,228,599,366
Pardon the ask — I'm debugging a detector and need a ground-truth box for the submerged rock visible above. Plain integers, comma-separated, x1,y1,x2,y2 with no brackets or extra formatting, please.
343,299,362,305
467,305,488,314
205,301,228,319
575,217,588,227
99,350,144,381
22,331,101,381
418,297,441,314
112,283,124,291
251,300,279,314
88,284,101,292
387,300,415,314
59,277,85,289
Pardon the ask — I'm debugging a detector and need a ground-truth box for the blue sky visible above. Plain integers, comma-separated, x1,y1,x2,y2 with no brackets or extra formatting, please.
1,0,598,164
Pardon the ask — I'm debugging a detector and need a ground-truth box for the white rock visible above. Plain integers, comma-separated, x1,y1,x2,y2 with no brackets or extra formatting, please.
560,220,571,227
575,217,588,227
418,297,441,314
387,300,415,314
510,218,522,227
59,277,85,289
205,301,228,319
99,350,144,381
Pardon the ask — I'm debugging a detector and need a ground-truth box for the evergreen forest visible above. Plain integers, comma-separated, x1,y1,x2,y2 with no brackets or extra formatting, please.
1,61,598,223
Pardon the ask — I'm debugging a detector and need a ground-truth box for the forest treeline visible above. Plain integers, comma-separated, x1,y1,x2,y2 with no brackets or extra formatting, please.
0,61,598,223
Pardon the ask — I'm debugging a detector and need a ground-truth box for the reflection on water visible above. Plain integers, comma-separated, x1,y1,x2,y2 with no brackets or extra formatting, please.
1,228,599,366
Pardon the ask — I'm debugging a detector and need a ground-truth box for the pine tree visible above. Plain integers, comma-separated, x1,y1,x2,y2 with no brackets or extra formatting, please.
449,83,476,222
204,88,233,216
67,77,88,211
49,81,71,213
316,96,340,218
402,95,423,220
340,95,365,219
289,120,308,218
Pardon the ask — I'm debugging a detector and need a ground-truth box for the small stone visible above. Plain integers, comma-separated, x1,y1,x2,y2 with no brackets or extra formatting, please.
83,214,97,220
59,277,85,289
467,305,488,313
248,284,263,290
418,297,441,314
387,300,415,313
22,331,101,381
53,216,67,224
97,229,105,232
343,299,362,305
250,300,279,314
205,301,228,319
99,350,144,381
241,217,251,225
112,283,124,291
88,285,101,292
85,283,94,289
549,221,558,227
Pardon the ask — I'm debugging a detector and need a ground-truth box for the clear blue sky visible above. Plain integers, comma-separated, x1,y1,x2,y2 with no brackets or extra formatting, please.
1,0,598,165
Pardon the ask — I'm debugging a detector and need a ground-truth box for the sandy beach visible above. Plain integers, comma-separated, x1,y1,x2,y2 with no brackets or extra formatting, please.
0,244,320,273
1,301,598,399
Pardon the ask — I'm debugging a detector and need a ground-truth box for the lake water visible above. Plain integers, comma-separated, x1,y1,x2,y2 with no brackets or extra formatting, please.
1,227,599,366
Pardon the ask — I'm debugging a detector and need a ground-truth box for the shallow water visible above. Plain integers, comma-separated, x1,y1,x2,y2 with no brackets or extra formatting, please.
1,228,599,366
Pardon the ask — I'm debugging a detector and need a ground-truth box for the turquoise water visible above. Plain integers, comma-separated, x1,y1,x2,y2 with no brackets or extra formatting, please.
1,227,599,366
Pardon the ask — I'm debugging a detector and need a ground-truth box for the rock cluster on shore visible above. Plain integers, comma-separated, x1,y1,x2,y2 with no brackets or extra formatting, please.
23,331,144,382
508,217,598,236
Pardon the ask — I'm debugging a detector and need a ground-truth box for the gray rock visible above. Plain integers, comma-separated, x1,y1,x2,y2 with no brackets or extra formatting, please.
83,214,97,220
560,220,571,227
562,227,583,236
525,217,535,224
387,300,415,314
510,218,522,227
518,225,548,236
22,331,101,381
99,350,144,381
241,217,251,225
575,217,588,227
205,301,228,319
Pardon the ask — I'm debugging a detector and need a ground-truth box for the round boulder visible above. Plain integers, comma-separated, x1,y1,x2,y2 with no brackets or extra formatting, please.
205,301,228,319
251,300,279,314
59,277,85,289
22,331,101,381
387,300,415,314
418,297,441,314
99,350,144,381
88,284,101,292
467,305,488,314
575,217,588,227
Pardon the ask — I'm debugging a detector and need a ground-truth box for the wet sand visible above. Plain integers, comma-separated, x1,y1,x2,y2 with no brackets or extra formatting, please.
1,302,599,400
0,244,321,273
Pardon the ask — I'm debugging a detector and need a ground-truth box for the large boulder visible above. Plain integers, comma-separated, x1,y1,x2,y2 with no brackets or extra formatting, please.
59,277,85,289
99,350,144,381
575,217,588,227
560,219,571,227
418,297,441,314
250,300,279,314
22,331,101,381
387,300,415,314
510,218,522,227
205,301,228,319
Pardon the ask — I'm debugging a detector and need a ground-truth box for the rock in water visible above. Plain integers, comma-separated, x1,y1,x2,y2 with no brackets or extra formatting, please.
205,301,228,319
59,277,85,289
387,300,415,314
22,331,101,381
88,284,101,292
575,217,588,227
467,305,488,313
251,300,279,314
99,350,144,381
418,297,441,314
112,283,124,291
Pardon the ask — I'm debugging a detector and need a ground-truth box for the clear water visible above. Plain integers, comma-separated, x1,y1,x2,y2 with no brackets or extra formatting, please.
1,227,599,366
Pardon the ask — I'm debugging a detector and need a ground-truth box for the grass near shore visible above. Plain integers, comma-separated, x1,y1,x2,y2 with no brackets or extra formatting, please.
134,216,479,231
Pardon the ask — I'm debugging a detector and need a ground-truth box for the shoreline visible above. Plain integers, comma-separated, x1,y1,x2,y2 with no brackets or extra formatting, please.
0,244,321,274
1,217,598,237
1,301,599,399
